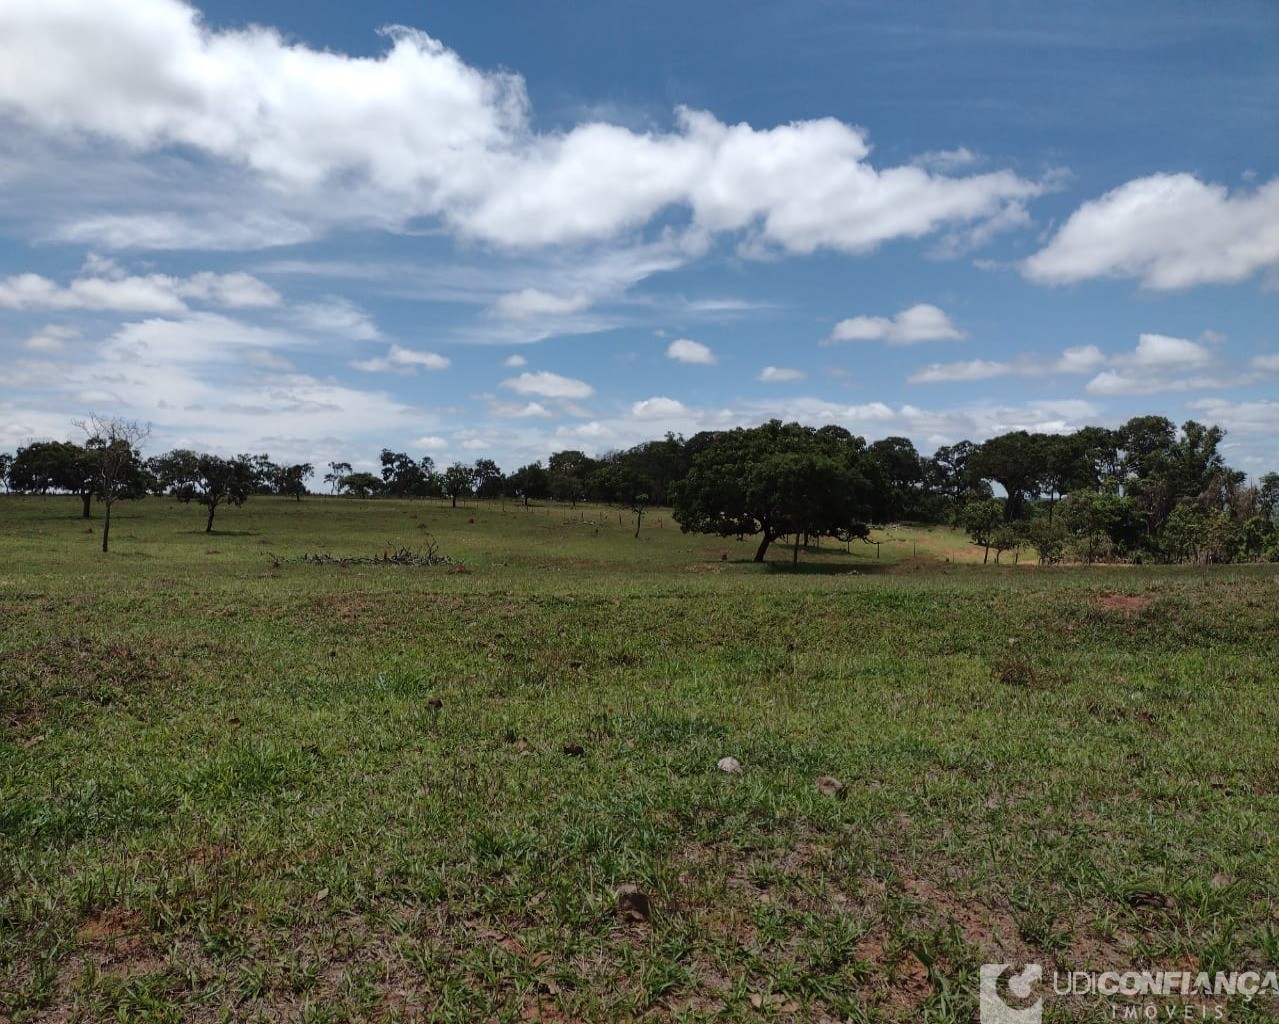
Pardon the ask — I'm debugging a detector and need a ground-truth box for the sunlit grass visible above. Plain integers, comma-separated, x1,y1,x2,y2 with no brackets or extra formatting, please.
2,495,1277,1021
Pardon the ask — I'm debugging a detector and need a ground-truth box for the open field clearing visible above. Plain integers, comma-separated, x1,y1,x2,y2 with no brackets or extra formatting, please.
2,496,1278,1022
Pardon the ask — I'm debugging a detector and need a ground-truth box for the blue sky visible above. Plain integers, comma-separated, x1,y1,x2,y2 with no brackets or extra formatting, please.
1,0,1277,475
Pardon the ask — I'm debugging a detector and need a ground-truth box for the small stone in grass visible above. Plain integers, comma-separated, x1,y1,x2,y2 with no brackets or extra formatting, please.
717,756,742,774
816,775,845,797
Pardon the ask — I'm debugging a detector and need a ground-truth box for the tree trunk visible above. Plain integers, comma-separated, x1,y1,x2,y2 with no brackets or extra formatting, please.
983,543,990,564
451,494,457,508
753,532,773,563
792,530,800,566
101,501,111,553
206,503,216,532
634,510,642,538
82,490,92,518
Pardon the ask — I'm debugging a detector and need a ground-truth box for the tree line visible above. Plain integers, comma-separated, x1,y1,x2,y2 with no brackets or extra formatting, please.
2,414,1276,563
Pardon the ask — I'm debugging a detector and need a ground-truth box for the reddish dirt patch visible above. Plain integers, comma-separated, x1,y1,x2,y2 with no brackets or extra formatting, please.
73,907,163,978
536,558,610,570
1097,594,1152,612
76,907,144,945
316,595,377,623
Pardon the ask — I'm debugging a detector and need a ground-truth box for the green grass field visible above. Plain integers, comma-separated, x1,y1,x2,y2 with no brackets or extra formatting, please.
2,495,1277,1022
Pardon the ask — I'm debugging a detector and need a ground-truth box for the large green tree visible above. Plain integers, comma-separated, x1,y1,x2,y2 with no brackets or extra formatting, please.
926,440,988,523
961,499,1004,563
506,462,549,507
149,450,256,532
471,458,505,499
380,450,436,498
867,436,925,521
274,462,313,501
970,431,1045,522
591,463,650,537
547,449,596,507
671,420,874,563
1259,472,1279,526
9,440,95,513
340,472,383,498
1059,491,1138,563
443,462,475,508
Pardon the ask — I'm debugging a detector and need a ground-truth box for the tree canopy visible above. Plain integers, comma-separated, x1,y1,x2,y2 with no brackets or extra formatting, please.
2,410,1277,565
148,450,256,532
672,420,875,563
75,415,149,552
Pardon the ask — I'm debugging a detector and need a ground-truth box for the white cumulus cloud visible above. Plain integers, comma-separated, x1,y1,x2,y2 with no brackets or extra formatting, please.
909,359,1011,384
827,303,966,345
23,324,80,352
0,268,280,312
909,344,1106,384
0,0,1043,256
351,344,450,374
1185,398,1279,437
491,288,591,320
1024,173,1279,289
292,298,380,340
1053,344,1108,374
490,400,552,418
630,396,694,419
1114,332,1213,369
908,332,1233,395
758,366,805,383
1084,333,1222,396
179,271,282,308
666,338,717,365
500,370,594,399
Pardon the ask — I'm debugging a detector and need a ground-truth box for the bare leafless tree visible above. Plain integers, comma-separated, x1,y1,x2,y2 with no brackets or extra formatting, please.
74,414,150,553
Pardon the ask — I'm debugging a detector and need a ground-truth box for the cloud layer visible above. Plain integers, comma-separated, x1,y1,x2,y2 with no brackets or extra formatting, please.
500,371,595,400
908,332,1250,400
0,0,1043,255
0,267,279,312
1025,174,1279,289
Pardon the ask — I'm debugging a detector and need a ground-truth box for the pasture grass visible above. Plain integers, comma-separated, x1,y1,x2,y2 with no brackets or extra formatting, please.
1,495,1277,1022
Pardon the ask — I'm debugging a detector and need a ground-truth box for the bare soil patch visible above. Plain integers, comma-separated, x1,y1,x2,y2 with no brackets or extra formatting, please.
1096,593,1152,612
